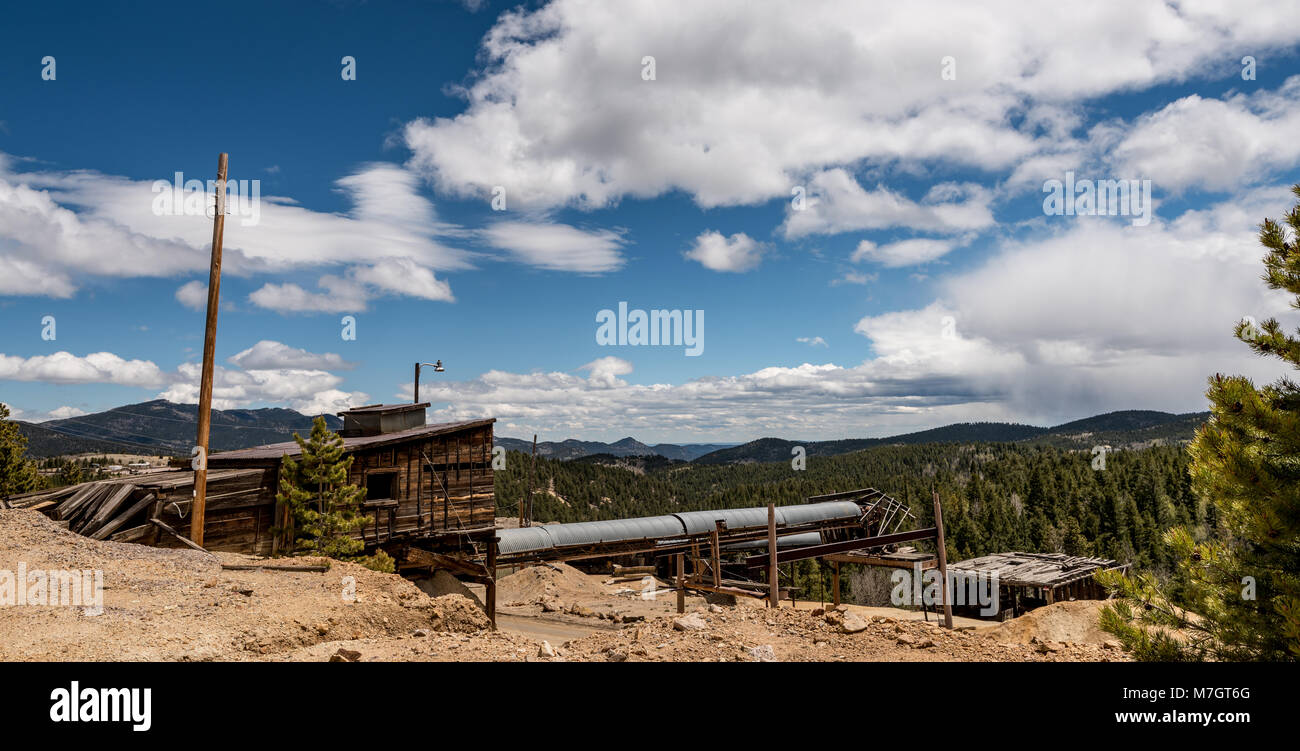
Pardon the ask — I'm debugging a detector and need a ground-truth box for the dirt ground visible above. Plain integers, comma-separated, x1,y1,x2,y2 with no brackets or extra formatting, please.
0,510,1127,662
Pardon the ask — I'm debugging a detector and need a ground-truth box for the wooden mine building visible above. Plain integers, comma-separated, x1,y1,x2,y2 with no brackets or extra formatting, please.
15,403,496,562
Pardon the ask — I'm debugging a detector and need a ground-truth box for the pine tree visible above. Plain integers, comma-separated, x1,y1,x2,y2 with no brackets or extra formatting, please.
0,403,42,505
275,417,379,565
1100,185,1300,661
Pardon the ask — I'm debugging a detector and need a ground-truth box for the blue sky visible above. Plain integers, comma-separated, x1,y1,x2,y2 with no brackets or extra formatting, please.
2,0,1300,443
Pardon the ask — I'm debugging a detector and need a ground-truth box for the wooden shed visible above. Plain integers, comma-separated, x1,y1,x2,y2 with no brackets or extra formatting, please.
16,404,496,558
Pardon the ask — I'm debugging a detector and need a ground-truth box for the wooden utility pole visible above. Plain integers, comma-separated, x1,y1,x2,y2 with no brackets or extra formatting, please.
767,503,779,608
191,153,228,547
932,487,953,629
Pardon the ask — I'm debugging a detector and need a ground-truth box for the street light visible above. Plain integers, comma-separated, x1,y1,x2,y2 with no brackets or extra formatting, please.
413,360,444,403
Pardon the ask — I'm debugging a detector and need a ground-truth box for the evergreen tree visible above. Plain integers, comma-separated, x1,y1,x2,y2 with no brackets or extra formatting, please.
275,417,388,569
0,403,41,504
1100,185,1300,661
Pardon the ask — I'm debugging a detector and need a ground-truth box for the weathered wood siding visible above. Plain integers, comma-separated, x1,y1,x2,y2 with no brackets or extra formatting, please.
349,422,495,540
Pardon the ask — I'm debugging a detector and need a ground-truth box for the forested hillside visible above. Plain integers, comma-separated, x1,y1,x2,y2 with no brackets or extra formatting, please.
495,441,1202,571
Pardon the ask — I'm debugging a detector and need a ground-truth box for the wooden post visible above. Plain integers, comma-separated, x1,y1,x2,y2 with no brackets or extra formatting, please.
710,521,723,587
485,539,497,627
767,503,778,608
191,153,228,547
675,553,685,614
832,560,841,608
932,488,953,629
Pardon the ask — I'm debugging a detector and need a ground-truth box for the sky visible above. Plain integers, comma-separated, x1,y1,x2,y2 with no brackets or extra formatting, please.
1,0,1299,443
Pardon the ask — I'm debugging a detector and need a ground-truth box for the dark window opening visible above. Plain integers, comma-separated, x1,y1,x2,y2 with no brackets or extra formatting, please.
366,472,398,501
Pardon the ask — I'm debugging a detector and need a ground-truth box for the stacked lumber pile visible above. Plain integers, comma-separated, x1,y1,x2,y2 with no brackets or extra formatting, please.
30,480,158,541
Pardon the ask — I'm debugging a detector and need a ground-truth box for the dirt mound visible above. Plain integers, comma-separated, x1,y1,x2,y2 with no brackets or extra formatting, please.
555,604,1127,662
988,600,1114,646
413,569,482,605
0,508,492,661
428,594,492,632
497,563,602,605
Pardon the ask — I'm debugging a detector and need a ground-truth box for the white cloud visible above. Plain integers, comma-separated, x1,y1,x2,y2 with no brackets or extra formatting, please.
175,280,207,311
0,351,169,388
1109,76,1300,193
797,336,828,347
248,276,370,314
227,340,357,371
1,159,469,307
684,231,764,272
402,0,1294,210
784,171,995,239
43,406,88,421
157,362,369,414
852,238,959,267
480,221,625,273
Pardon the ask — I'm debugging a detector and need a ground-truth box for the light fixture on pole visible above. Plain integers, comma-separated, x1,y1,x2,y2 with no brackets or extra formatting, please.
413,360,444,403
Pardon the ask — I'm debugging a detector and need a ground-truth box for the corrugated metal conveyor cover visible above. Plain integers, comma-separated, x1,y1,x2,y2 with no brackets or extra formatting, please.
541,515,686,549
495,526,555,555
776,500,863,526
674,506,772,534
723,532,825,551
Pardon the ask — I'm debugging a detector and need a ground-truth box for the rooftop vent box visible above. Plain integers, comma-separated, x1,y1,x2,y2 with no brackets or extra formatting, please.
338,403,429,437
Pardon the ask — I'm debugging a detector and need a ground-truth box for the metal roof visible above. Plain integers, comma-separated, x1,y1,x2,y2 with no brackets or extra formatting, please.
206,418,495,463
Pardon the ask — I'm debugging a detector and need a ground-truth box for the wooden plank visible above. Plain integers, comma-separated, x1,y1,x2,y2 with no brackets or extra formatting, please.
80,484,138,536
90,493,156,540
148,517,211,554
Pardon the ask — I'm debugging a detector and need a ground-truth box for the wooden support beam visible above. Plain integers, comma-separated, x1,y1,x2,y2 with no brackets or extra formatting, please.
767,504,778,609
675,553,685,614
932,488,953,630
149,517,210,555
486,540,497,628
832,560,841,608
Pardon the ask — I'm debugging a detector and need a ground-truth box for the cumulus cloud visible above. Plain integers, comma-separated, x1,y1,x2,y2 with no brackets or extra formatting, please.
175,280,207,311
1109,76,1300,193
0,351,169,388
157,362,369,414
797,336,828,347
227,340,357,371
784,171,995,239
402,0,1293,211
852,238,961,267
684,231,764,272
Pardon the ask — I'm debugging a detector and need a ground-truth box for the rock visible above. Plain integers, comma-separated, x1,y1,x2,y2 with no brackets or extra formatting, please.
673,613,708,632
332,648,361,662
314,622,330,635
896,634,917,646
747,644,777,662
413,629,430,638
539,599,561,613
708,604,724,614
538,641,556,658
606,649,629,662
841,613,869,634
915,638,936,649
810,608,824,617
1103,640,1122,650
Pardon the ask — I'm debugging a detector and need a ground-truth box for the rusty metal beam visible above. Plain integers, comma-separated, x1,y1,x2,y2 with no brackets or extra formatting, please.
744,527,937,569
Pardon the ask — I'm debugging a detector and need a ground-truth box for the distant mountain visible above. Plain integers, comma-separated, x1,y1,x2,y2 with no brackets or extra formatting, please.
692,410,1210,465
494,436,734,461
22,399,343,457
15,421,148,458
